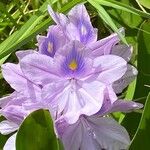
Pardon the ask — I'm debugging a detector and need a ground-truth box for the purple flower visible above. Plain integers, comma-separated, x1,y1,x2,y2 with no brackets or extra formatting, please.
56,100,143,150
48,4,124,51
48,4,97,46
37,25,66,57
20,40,127,124
48,4,137,94
0,3,142,150
0,92,143,150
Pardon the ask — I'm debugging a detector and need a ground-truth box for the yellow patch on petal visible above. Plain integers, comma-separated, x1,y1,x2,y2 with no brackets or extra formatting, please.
47,42,53,53
69,59,78,70
81,25,87,35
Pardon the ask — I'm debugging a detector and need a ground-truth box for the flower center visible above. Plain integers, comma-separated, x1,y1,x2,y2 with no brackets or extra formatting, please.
69,59,78,71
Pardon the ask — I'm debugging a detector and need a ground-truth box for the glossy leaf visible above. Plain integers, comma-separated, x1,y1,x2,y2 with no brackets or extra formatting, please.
0,1,49,60
122,21,150,138
16,109,58,150
95,0,150,18
129,93,150,149
139,0,150,9
88,0,127,44
106,0,143,28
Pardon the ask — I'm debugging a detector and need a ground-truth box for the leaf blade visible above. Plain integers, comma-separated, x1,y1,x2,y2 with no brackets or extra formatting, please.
16,109,59,150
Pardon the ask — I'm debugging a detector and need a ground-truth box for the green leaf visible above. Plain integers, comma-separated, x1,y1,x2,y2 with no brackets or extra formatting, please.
16,109,58,150
129,93,150,149
0,134,8,150
122,20,150,138
139,0,150,9
106,0,143,28
132,20,150,99
88,0,127,44
95,0,150,19
0,1,49,60
0,55,9,66
58,139,64,150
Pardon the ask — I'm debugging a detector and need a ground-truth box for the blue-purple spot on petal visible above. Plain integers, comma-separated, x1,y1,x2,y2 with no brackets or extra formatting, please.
61,44,85,77
78,19,93,44
40,35,56,57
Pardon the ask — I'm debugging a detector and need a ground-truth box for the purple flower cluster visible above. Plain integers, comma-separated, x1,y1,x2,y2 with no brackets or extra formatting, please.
0,4,143,150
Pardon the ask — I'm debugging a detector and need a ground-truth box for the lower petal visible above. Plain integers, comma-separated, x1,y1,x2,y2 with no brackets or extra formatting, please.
108,100,143,113
3,133,17,150
64,81,105,124
87,116,130,150
90,28,124,56
58,116,130,150
0,120,18,135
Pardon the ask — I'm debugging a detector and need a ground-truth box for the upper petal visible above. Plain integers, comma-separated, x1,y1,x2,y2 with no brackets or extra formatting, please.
38,25,67,57
67,4,97,45
48,5,68,27
0,120,18,135
55,41,93,79
90,28,124,56
111,44,133,62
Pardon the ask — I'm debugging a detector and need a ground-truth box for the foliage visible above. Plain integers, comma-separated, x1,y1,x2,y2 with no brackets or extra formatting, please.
16,109,59,150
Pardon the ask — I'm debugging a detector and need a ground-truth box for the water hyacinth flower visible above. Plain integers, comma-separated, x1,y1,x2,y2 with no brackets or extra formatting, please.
47,4,137,94
48,4,97,46
37,4,124,58
0,3,143,150
48,4,123,52
56,99,143,150
0,95,143,150
20,40,127,124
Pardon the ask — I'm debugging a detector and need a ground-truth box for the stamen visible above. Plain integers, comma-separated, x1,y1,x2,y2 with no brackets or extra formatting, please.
69,59,78,70
47,42,53,53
